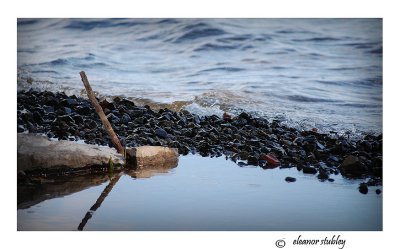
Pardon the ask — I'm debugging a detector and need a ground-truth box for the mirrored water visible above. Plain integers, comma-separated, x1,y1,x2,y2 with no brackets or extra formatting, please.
17,155,382,231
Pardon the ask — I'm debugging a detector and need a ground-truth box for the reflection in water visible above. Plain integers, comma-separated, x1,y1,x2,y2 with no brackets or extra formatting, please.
77,160,178,230
18,158,179,231
18,174,110,210
77,174,122,231
18,159,178,211
17,155,382,231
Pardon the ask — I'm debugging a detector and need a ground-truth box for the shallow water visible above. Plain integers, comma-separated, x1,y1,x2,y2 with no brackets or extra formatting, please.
17,18,382,135
17,155,382,231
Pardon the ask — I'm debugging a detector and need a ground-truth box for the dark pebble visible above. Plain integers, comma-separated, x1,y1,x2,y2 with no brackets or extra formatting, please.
32,111,43,123
86,120,97,129
66,98,79,106
76,106,91,115
237,161,247,167
285,177,296,183
121,114,131,124
43,106,55,113
247,155,258,165
107,113,120,124
375,189,381,195
64,107,72,115
358,183,368,194
73,115,84,124
303,166,318,174
317,168,330,180
17,125,25,133
155,127,168,138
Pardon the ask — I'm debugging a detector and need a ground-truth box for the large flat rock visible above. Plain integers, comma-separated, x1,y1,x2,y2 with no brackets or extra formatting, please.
17,134,124,171
125,146,179,170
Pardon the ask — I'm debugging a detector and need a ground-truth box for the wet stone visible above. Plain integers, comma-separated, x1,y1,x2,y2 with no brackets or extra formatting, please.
285,177,296,183
237,161,247,167
155,127,168,138
247,155,258,165
18,125,25,133
121,114,131,124
341,155,368,176
43,106,55,113
64,107,72,115
107,113,120,123
32,111,43,123
303,166,318,174
359,183,368,195
317,168,330,180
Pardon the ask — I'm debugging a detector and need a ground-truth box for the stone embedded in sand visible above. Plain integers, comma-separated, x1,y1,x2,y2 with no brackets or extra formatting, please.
125,146,179,170
17,133,124,171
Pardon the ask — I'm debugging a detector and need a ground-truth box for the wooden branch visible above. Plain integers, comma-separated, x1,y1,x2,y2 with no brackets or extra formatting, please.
80,71,124,154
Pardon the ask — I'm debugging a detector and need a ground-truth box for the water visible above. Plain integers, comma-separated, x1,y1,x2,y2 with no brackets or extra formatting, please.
17,18,382,135
17,155,382,231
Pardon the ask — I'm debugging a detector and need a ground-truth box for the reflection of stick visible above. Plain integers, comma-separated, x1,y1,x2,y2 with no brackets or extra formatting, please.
77,174,122,231
80,71,124,154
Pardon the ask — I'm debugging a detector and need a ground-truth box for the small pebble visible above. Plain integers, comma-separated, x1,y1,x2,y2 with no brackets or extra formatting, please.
285,177,296,183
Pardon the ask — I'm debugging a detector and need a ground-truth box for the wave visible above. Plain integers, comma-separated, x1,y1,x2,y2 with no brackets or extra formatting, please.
17,19,38,25
194,43,241,51
217,34,253,42
198,67,245,73
172,22,227,43
369,46,382,54
287,95,339,103
292,37,341,42
64,19,147,31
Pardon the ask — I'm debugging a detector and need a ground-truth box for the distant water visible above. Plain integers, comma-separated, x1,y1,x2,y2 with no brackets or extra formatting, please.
17,18,382,135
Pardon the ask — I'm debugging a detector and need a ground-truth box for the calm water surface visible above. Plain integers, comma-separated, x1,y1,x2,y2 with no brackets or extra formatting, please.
17,18,382,135
17,155,382,231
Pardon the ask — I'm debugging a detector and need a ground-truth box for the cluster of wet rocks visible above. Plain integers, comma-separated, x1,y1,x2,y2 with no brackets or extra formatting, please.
17,90,382,194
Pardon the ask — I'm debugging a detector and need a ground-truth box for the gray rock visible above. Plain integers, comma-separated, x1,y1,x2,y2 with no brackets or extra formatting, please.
17,134,124,171
125,146,179,170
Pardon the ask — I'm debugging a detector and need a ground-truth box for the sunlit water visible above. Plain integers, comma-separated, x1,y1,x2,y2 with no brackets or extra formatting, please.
17,18,382,135
18,155,382,231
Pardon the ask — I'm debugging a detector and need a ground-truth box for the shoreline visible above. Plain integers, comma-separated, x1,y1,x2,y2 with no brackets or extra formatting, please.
17,89,382,192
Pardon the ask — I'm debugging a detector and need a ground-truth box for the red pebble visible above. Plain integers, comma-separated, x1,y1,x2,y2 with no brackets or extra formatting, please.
223,112,232,120
262,153,280,166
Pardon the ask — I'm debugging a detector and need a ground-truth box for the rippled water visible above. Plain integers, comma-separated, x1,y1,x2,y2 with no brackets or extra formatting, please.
17,18,382,134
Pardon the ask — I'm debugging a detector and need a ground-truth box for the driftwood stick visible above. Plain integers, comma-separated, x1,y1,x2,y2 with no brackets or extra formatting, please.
80,71,124,154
